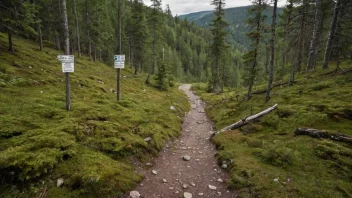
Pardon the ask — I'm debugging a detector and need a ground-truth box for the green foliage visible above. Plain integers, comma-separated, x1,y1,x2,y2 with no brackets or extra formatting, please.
155,60,170,90
0,33,190,197
194,64,352,197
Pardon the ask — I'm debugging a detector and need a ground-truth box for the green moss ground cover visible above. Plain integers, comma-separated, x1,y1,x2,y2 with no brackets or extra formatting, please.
192,61,352,197
0,33,189,197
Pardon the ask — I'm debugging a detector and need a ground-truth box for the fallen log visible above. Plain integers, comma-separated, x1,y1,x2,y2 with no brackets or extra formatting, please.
252,82,291,95
338,68,352,75
213,104,278,135
294,128,352,144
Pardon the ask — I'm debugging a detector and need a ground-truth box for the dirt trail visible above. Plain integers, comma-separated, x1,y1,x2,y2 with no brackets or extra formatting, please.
130,84,237,198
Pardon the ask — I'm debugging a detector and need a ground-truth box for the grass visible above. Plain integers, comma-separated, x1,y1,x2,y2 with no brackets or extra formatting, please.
192,60,352,197
0,33,190,197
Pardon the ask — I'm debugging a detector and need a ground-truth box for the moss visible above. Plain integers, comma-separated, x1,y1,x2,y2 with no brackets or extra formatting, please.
0,33,190,197
195,60,352,197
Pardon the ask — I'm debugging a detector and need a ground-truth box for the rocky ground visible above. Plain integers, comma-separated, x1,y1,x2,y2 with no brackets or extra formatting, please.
127,84,237,198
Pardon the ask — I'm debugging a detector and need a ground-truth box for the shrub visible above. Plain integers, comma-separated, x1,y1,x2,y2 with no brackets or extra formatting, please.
255,147,295,166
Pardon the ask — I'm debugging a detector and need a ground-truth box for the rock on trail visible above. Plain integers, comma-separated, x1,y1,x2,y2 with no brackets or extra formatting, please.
127,84,237,198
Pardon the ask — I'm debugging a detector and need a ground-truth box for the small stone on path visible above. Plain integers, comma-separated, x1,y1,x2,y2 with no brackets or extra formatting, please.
183,155,191,161
217,179,224,183
198,193,204,196
152,170,157,175
162,179,167,183
208,185,217,190
190,182,196,187
129,191,140,198
184,192,193,198
183,184,188,189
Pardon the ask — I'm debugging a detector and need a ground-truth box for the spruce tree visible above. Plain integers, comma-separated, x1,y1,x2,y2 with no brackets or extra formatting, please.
210,0,228,94
243,0,267,99
0,0,38,53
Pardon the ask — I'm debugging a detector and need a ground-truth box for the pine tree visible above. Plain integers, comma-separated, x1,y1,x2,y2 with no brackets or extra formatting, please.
131,0,148,74
210,0,228,94
150,0,162,74
0,0,38,53
243,0,267,99
265,0,278,101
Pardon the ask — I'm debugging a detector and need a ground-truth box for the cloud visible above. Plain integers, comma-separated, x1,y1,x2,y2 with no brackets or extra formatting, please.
143,0,287,16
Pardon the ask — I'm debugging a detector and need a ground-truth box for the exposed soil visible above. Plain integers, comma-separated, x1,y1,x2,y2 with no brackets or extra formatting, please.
129,84,237,198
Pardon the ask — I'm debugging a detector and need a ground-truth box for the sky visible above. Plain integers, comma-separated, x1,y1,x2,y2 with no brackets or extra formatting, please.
143,0,287,16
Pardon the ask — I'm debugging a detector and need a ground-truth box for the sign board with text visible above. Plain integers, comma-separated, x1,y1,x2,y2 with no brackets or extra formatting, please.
62,62,74,73
58,55,75,73
114,55,125,69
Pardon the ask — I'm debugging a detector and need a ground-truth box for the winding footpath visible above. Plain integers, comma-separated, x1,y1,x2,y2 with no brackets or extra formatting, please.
130,84,237,198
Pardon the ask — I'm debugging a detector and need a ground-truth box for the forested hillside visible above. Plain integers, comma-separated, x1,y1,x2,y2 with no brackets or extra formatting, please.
0,0,215,83
0,0,352,197
191,0,352,196
179,6,283,51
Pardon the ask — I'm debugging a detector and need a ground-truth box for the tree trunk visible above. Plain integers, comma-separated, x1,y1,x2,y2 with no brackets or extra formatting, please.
99,49,102,62
152,2,157,75
86,0,92,60
118,0,122,55
213,58,220,94
37,24,43,51
322,0,341,70
294,128,352,144
214,104,278,135
296,0,308,73
247,0,262,100
94,45,97,62
55,32,61,51
74,0,81,57
62,0,71,111
306,0,322,71
8,29,14,53
264,43,269,74
266,0,278,101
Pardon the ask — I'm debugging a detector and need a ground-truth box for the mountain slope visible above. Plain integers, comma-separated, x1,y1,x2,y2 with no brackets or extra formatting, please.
0,33,189,197
191,62,352,197
180,6,283,50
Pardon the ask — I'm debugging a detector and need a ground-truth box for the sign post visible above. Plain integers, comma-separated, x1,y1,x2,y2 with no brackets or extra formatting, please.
58,55,74,110
114,55,125,101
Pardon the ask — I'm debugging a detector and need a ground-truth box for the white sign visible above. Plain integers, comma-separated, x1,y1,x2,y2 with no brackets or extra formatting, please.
62,62,74,73
114,55,125,62
114,55,125,69
114,61,125,69
58,55,74,63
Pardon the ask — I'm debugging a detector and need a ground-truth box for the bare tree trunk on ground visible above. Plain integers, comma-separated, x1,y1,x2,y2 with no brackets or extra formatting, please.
294,128,352,144
214,104,278,135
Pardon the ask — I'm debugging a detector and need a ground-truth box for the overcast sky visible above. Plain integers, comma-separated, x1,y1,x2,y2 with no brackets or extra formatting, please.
144,0,287,16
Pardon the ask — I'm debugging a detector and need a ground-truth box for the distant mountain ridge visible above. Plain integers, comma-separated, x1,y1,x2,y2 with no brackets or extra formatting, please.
179,6,283,51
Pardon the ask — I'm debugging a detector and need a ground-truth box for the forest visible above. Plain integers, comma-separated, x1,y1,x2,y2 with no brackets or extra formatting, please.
0,0,352,197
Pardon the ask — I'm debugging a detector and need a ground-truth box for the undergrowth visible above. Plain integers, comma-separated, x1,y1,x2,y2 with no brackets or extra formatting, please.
193,60,352,197
0,33,189,197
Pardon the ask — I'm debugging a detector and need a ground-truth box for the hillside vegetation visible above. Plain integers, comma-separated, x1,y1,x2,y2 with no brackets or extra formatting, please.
0,33,189,197
179,6,283,51
192,62,352,197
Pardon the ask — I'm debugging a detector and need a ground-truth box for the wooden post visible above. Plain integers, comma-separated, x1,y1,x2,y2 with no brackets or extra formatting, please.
62,0,71,111
117,0,122,101
117,68,121,101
